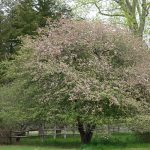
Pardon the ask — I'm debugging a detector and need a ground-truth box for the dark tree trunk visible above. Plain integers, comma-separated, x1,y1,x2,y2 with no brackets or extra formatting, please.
77,119,95,144
56,129,61,135
15,131,25,142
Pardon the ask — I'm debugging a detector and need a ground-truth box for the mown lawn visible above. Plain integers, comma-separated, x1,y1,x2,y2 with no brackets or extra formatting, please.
0,145,75,150
0,133,150,150
0,144,150,150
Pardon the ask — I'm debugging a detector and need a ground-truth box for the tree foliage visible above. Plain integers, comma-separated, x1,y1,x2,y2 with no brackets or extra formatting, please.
2,19,149,143
75,0,150,37
0,0,72,60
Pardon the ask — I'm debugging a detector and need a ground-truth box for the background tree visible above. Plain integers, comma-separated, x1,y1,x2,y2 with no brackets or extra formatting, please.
33,0,72,26
74,0,150,37
0,10,19,60
0,0,72,60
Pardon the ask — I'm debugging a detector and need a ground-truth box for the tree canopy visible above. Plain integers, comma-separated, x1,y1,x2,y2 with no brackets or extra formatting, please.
75,0,150,37
2,19,149,143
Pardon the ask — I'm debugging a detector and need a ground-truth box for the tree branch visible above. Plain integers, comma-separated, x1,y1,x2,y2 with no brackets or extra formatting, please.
137,0,142,17
146,3,150,15
125,0,132,12
94,2,125,17
132,0,137,14
113,0,121,4
138,0,147,36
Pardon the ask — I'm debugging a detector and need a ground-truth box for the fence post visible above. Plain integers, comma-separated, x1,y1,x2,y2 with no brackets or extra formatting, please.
72,127,75,137
107,124,110,134
64,126,67,139
9,130,12,144
118,125,120,133
27,130,29,136
53,126,56,139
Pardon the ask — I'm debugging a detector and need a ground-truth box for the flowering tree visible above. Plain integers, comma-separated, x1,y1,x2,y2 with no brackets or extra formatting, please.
4,19,150,144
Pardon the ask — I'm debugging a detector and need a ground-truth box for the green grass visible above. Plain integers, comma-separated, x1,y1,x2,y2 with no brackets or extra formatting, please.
0,145,150,150
18,136,81,148
81,133,150,150
0,133,150,150
0,145,75,150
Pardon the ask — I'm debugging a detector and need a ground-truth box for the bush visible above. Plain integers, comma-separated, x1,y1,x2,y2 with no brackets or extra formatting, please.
128,115,150,142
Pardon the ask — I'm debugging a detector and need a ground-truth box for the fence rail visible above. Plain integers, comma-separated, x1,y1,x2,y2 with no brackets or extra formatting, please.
10,125,131,140
0,125,131,144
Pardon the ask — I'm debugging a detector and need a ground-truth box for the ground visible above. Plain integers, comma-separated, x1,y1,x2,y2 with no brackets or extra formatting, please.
0,133,150,150
0,145,150,150
0,146,75,150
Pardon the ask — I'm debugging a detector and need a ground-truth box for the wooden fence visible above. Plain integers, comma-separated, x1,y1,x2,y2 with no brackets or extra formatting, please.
10,124,131,142
0,124,131,144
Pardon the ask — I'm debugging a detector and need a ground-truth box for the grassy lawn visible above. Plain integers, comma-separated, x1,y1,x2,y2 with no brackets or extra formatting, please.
0,144,150,150
81,143,150,150
0,145,75,150
0,133,150,150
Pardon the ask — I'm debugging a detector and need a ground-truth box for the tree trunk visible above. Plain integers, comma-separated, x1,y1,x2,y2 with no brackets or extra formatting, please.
77,119,95,144
80,129,93,144
15,131,25,143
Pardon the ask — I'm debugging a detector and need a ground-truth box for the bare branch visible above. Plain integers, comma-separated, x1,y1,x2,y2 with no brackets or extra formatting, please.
138,0,147,36
147,3,150,14
100,7,122,12
125,0,132,12
137,0,142,17
94,2,125,17
113,0,121,4
132,0,137,14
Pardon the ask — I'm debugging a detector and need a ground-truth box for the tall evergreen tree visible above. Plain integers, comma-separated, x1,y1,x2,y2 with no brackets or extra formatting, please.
0,0,72,60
